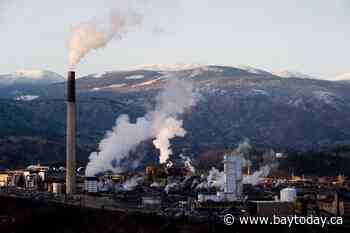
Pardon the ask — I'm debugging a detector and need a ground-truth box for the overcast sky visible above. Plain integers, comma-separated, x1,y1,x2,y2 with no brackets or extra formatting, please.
0,0,349,79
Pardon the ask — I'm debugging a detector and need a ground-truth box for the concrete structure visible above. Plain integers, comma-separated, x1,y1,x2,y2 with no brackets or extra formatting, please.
66,71,76,194
223,153,243,199
280,187,297,202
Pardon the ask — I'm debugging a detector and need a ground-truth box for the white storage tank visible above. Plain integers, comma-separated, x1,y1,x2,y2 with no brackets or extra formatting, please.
280,187,297,202
85,176,98,193
52,183,63,194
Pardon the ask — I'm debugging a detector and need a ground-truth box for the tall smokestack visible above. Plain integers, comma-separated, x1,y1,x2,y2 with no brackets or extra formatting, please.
66,71,76,194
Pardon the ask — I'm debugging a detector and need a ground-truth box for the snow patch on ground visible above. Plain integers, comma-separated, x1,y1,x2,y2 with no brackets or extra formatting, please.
106,84,126,88
272,70,316,79
237,65,269,75
133,78,162,87
125,75,144,80
189,66,224,78
15,95,39,101
90,83,126,91
313,91,336,104
93,72,106,78
288,98,304,107
201,66,224,73
133,64,204,71
251,89,269,95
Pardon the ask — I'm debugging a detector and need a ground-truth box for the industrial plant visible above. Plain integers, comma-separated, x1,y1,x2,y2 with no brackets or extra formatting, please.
1,148,350,224
1,2,350,232
0,68,349,227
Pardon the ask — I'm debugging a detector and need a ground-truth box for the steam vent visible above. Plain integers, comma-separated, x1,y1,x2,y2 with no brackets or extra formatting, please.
66,71,76,194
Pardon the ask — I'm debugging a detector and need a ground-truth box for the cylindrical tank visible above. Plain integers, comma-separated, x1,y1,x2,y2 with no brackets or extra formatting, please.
52,183,63,194
280,187,297,202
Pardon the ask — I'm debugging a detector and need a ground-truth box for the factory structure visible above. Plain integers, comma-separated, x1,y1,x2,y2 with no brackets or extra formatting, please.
2,149,350,219
223,153,243,200
0,71,349,219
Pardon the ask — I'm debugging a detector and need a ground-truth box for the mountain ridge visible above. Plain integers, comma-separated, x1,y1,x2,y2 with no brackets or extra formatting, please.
1,65,350,169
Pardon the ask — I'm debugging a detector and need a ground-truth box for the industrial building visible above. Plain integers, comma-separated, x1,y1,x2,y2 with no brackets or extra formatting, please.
1,149,350,222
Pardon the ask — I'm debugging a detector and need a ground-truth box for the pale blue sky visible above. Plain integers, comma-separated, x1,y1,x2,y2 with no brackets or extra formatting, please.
0,0,349,79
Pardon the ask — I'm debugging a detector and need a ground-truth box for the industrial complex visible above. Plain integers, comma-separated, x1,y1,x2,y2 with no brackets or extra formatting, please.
0,70,350,229
1,152,350,223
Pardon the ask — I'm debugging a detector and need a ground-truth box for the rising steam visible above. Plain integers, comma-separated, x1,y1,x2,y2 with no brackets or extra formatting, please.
153,118,186,164
197,140,278,190
85,78,196,176
242,164,276,185
68,8,141,70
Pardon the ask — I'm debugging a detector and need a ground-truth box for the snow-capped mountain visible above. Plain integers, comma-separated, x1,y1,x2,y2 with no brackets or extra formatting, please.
236,65,272,75
0,69,65,99
132,64,320,80
2,64,350,169
131,64,204,71
271,70,317,79
0,69,64,86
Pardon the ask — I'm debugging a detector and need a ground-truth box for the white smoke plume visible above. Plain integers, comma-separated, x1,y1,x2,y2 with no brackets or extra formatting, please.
153,118,186,164
234,138,251,154
122,176,143,191
179,154,195,174
207,167,225,190
68,6,141,70
85,78,196,176
196,140,252,191
195,181,208,190
243,164,277,185
166,160,174,168
164,182,178,194
243,150,278,185
150,182,161,188
196,140,279,190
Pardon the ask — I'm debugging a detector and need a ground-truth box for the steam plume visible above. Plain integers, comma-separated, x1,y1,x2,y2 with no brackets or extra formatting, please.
234,138,251,154
122,176,143,191
85,78,196,176
68,8,141,70
243,150,278,185
243,164,274,185
207,167,225,190
197,140,278,190
179,154,195,173
153,118,186,164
